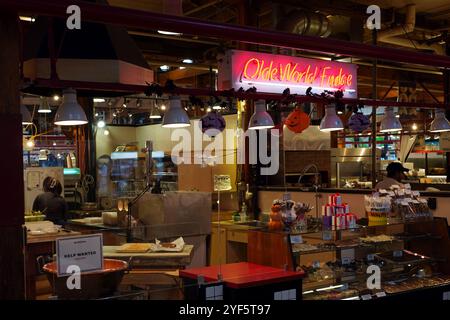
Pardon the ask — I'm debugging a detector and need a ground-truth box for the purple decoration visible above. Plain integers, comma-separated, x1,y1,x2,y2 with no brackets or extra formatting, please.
348,112,370,133
200,111,226,136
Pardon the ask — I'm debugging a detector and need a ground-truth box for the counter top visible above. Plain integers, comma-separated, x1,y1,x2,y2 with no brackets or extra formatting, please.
211,220,266,230
67,219,125,231
180,262,304,289
258,186,450,197
27,230,81,244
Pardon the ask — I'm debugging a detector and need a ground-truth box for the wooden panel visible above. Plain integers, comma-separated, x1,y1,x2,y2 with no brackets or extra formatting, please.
178,164,212,192
247,230,294,270
227,230,248,243
209,227,226,265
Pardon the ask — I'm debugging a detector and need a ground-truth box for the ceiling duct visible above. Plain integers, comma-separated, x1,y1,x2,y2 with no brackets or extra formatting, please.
278,10,332,37
378,4,444,55
22,0,153,96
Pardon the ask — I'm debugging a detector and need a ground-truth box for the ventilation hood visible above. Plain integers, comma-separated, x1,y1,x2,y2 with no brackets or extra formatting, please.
22,0,153,96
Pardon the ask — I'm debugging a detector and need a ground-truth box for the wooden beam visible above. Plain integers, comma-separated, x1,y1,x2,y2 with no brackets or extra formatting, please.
0,11,25,300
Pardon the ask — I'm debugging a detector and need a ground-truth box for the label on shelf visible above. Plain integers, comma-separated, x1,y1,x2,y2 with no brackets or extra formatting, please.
361,294,372,300
290,235,303,244
312,261,321,268
367,254,375,261
322,231,333,241
341,248,355,265
376,291,386,298
393,250,403,258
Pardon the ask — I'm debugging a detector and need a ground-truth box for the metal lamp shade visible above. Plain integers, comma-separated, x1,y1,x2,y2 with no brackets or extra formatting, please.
319,105,344,132
21,103,33,125
38,97,52,113
430,109,450,133
162,96,190,128
54,89,88,126
248,100,274,130
380,107,402,132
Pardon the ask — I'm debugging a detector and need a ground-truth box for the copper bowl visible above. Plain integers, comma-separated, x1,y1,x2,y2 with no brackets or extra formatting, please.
43,259,128,299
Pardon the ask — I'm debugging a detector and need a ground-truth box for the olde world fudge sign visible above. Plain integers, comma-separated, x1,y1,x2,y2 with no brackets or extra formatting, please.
218,50,357,98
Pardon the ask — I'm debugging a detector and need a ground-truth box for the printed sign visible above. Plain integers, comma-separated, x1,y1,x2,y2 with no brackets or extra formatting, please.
56,234,103,276
219,50,358,98
213,175,232,191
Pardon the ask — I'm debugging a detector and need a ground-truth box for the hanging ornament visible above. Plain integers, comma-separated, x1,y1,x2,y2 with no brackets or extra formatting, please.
199,111,226,136
348,112,370,133
284,107,310,133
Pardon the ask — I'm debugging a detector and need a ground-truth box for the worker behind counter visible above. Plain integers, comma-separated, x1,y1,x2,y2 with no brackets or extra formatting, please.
32,177,68,226
375,162,409,190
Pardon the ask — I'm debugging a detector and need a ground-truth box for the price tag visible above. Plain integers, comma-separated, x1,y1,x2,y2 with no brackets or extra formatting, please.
322,231,333,241
312,261,321,269
367,254,375,262
376,291,386,298
283,193,292,201
443,291,450,301
290,235,303,244
341,248,355,265
361,294,372,300
393,250,403,258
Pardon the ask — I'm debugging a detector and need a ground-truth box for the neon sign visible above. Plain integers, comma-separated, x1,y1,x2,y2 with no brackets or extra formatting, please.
218,50,357,98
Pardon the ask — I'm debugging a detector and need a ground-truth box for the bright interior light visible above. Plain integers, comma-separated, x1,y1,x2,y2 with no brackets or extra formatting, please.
182,58,193,64
157,30,183,36
93,98,105,103
97,120,106,128
104,129,110,136
38,97,52,113
161,96,191,128
248,100,274,130
206,107,212,112
179,66,186,70
380,107,402,132
430,109,450,133
53,95,60,101
113,113,117,117
395,114,400,118
53,142,57,146
160,104,166,111
162,123,191,128
150,114,162,119
412,123,418,131
26,140,35,148
20,16,35,22
54,88,88,126
160,65,170,71
212,105,222,110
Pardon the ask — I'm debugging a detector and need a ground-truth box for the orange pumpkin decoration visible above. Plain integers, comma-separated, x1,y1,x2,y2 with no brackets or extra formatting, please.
284,107,310,133
269,208,283,231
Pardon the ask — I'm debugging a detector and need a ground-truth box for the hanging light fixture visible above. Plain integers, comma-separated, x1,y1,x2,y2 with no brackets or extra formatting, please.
54,88,88,126
20,98,33,125
162,96,190,128
430,109,450,133
38,97,52,113
248,100,274,130
149,100,162,119
380,107,402,132
319,104,344,132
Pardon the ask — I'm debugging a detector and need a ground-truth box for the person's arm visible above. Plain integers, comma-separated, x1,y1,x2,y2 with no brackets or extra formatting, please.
32,195,41,212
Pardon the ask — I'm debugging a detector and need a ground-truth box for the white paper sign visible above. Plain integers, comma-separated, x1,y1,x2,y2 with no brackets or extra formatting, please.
213,175,232,191
56,234,103,276
290,235,303,244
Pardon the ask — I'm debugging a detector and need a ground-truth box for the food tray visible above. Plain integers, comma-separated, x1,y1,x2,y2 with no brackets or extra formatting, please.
116,243,152,253
375,250,430,265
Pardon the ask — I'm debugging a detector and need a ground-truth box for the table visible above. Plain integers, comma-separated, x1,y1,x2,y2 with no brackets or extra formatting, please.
180,262,305,300
26,231,81,300
104,245,195,299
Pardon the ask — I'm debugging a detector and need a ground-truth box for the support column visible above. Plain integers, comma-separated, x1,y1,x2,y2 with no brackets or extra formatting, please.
0,11,25,299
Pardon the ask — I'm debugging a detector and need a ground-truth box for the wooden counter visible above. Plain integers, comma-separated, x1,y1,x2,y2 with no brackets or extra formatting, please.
25,230,81,300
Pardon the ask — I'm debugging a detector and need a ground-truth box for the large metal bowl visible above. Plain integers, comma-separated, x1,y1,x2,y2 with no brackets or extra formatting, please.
43,259,128,299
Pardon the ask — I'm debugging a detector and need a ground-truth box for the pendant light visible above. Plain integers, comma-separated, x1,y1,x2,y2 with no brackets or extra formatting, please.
20,97,33,125
380,107,402,132
319,104,344,132
248,100,274,130
430,109,450,133
149,100,162,119
162,96,190,128
54,88,88,126
38,96,52,113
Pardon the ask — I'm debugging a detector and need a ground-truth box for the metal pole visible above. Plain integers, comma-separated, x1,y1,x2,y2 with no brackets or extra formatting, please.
371,29,378,188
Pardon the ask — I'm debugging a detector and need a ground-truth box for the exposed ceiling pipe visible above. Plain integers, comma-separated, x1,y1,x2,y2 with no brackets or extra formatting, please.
4,0,450,68
378,4,445,55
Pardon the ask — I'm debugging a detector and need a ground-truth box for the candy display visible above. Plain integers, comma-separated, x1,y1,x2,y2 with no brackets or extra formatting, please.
321,193,357,230
270,199,312,232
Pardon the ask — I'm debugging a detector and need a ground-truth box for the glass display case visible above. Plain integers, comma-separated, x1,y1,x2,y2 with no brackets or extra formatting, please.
247,217,450,300
150,151,178,192
110,150,146,199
